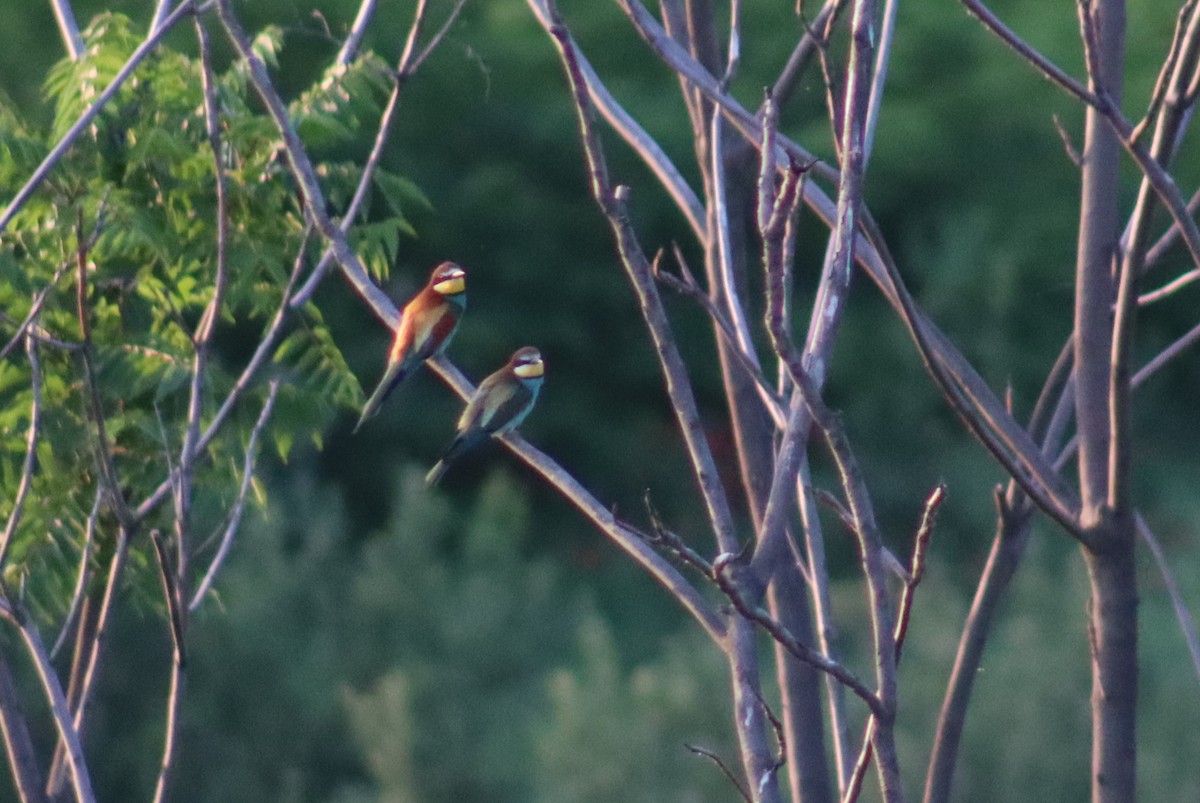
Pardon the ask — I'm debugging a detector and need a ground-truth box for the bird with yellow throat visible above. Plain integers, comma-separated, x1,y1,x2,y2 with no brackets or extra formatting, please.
354,261,467,432
425,346,545,486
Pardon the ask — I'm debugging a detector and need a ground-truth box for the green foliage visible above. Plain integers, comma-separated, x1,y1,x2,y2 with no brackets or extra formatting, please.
0,13,416,621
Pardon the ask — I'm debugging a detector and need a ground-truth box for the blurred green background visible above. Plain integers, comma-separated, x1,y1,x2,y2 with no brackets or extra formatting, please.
2,1,1199,800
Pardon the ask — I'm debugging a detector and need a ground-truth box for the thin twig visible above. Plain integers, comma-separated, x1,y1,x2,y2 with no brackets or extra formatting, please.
0,648,48,803
1138,266,1200,304
525,0,706,246
1143,186,1200,270
0,334,43,571
149,528,187,803
0,262,72,362
708,554,884,717
50,490,102,659
291,0,468,307
189,382,281,610
844,484,945,802
959,0,1096,104
215,0,399,326
135,231,310,520
686,744,753,803
1135,514,1200,685
654,248,787,427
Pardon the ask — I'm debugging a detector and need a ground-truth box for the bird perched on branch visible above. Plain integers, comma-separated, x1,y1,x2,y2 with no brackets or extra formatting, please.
425,346,545,486
354,261,467,432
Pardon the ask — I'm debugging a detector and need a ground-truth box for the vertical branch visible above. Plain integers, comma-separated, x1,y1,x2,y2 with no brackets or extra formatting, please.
844,485,944,803
543,10,782,801
150,530,187,803
1075,3,1138,802
1072,0,1122,521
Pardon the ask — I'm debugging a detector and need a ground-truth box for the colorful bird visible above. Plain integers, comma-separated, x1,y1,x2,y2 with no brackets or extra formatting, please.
425,346,545,486
354,261,467,433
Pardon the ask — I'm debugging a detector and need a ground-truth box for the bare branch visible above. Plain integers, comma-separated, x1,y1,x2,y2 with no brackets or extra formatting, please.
335,0,379,66
844,484,945,802
686,744,753,803
51,490,102,659
543,12,740,557
1137,266,1200,304
291,0,469,307
654,249,788,428
0,262,72,363
958,0,1096,104
135,231,310,520
49,0,84,59
1135,514,1200,685
189,382,281,611
525,0,705,242
149,528,187,803
215,0,399,326
0,601,96,803
1143,186,1200,270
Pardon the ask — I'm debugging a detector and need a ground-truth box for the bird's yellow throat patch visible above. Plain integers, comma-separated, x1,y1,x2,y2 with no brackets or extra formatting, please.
434,276,466,295
513,361,544,379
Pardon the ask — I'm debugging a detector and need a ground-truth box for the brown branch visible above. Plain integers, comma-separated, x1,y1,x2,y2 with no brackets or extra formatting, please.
654,249,788,428
711,555,884,719
135,230,310,520
1136,515,1200,687
686,744,753,803
844,484,945,802
526,0,706,240
959,0,1097,104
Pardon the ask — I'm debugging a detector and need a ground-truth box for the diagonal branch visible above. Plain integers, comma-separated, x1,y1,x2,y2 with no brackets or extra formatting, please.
0,600,96,803
0,1,204,236
189,382,281,611
292,0,469,307
428,357,724,640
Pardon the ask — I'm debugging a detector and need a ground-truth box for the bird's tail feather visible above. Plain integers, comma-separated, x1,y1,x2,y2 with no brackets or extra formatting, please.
424,432,488,487
353,365,408,433
424,459,449,487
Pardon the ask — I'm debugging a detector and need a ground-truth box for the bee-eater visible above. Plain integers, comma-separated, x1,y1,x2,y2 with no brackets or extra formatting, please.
425,346,545,486
354,262,467,432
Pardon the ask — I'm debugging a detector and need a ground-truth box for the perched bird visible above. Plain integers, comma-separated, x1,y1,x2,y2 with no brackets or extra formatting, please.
425,346,545,486
354,261,467,432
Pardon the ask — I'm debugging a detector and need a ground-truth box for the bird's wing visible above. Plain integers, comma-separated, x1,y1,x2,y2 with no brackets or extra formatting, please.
457,374,534,436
